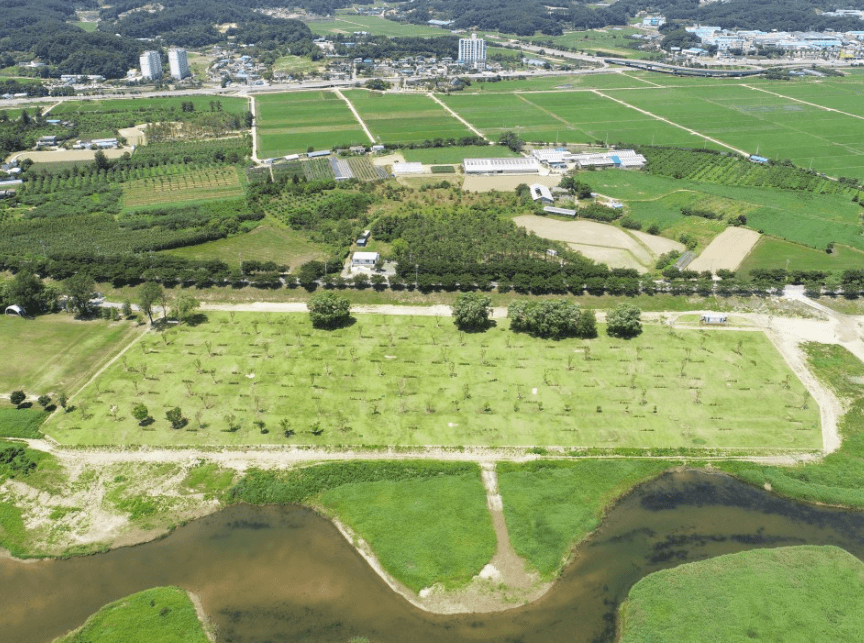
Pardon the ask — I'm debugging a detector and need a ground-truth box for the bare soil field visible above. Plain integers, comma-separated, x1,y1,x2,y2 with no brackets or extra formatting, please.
8,148,130,164
689,227,761,273
463,174,559,193
514,215,657,272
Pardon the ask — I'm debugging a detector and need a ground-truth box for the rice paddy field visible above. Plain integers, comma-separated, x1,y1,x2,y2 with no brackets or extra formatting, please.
255,91,368,157
44,313,821,450
341,90,474,144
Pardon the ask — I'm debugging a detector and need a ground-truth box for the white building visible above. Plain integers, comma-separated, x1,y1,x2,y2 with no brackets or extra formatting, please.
351,252,380,266
168,48,190,80
393,162,424,175
463,157,540,174
571,150,646,169
139,50,162,80
459,33,487,69
530,184,554,203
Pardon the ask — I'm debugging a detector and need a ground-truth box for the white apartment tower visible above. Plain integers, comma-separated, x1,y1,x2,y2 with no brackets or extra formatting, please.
139,50,162,80
458,33,487,69
168,48,190,80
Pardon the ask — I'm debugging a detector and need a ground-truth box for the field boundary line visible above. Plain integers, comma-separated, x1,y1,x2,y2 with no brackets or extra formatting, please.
591,89,750,156
619,72,663,88
742,84,864,122
515,94,575,130
426,93,487,141
334,88,376,143
249,95,260,162
67,325,149,404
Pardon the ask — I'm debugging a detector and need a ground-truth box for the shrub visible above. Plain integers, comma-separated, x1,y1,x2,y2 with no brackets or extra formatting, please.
9,391,26,407
508,299,592,339
308,291,351,329
451,292,493,331
606,304,642,339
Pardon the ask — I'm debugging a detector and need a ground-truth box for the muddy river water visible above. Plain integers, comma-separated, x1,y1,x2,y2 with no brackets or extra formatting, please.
3,470,864,643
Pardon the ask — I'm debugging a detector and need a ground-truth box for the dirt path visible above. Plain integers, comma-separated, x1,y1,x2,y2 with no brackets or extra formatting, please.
334,88,376,144
592,90,750,156
426,92,487,140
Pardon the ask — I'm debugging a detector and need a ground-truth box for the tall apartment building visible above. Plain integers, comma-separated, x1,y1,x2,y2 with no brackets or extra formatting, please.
458,33,487,68
168,48,190,80
139,50,162,80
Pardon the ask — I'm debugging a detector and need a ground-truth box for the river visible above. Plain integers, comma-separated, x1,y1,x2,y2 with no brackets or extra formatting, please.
3,470,864,643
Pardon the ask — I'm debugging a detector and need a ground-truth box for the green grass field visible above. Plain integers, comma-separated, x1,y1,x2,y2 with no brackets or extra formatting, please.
44,313,820,449
460,73,655,94
122,166,242,208
0,316,141,396
498,460,676,576
400,145,516,164
54,586,209,643
305,14,446,38
163,220,327,269
619,546,864,643
255,91,368,156
523,27,652,59
271,55,324,76
73,21,99,32
739,237,864,273
318,472,495,591
342,90,474,144
0,406,46,438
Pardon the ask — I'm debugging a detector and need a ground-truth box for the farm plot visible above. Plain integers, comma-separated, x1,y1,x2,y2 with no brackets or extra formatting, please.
441,93,581,143
255,91,368,157
44,313,820,450
50,96,248,118
461,73,653,94
526,91,713,147
612,86,864,179
513,215,684,272
687,227,761,273
751,80,864,119
122,166,243,208
739,237,864,273
341,91,474,144
401,145,516,164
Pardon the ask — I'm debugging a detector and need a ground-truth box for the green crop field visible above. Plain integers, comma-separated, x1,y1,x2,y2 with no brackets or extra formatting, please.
50,96,248,117
619,546,864,643
342,90,474,144
55,586,209,643
441,92,578,142
305,15,446,38
461,73,654,93
44,313,820,450
610,85,864,178
523,27,652,59
590,170,864,251
400,145,516,164
739,237,864,273
0,315,141,396
164,221,327,268
122,166,242,208
255,91,368,156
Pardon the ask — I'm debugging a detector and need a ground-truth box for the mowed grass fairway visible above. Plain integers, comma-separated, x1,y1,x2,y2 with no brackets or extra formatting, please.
45,313,820,449
619,546,864,643
0,315,141,395
255,91,367,157
122,166,242,208
342,90,473,144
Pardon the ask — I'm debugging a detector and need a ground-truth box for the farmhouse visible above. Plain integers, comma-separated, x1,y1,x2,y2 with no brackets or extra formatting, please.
352,251,380,266
463,157,540,174
530,183,554,203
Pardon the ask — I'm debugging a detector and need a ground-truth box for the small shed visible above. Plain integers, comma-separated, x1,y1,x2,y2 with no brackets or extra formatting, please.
352,251,380,266
700,314,728,325
530,183,554,203
4,305,24,316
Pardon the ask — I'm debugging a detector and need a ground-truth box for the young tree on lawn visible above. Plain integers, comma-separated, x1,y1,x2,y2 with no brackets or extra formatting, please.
132,403,151,426
63,272,96,317
307,291,351,329
166,406,185,429
138,282,164,324
452,292,493,331
10,390,26,407
121,299,133,318
606,304,642,338
172,293,200,323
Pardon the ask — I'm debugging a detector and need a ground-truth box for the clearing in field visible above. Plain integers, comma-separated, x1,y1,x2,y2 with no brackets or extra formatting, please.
513,215,684,272
163,221,327,268
255,91,367,157
0,315,141,396
44,313,820,450
122,166,243,208
687,227,761,273
341,90,474,144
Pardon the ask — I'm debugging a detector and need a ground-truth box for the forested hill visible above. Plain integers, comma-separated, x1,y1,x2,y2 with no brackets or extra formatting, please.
1,0,141,79
399,0,864,35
